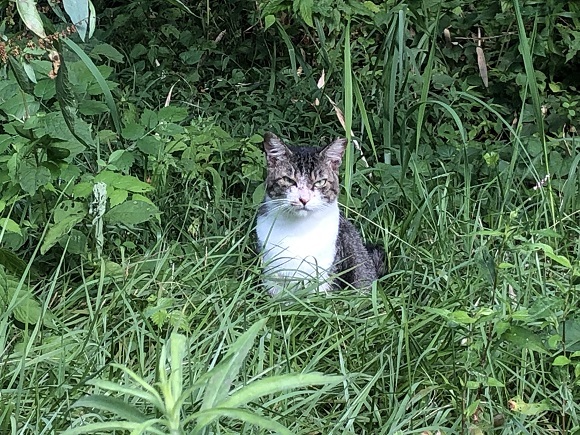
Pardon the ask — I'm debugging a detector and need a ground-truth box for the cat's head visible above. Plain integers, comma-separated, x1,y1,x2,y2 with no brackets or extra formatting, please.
262,132,346,217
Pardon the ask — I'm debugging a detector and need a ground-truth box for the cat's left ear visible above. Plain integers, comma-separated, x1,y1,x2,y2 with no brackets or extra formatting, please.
263,132,291,165
323,138,347,170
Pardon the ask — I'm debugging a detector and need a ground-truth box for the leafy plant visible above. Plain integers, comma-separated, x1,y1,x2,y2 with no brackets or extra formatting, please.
64,320,342,434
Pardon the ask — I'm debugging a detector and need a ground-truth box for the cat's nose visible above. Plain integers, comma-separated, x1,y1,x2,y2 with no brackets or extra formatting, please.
299,197,309,205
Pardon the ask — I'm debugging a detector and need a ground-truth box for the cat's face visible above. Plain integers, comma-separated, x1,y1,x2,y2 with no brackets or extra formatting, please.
262,132,346,217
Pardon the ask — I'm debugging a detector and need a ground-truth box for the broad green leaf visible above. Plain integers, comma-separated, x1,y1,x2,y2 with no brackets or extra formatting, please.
109,189,128,208
104,200,159,225
297,0,314,27
22,61,36,83
73,182,93,198
55,52,91,148
0,272,56,328
95,171,153,193
553,356,571,366
486,377,504,387
503,326,547,354
449,310,476,324
78,100,109,115
86,379,163,409
63,0,89,41
8,56,34,94
2,93,39,120
19,164,51,196
72,395,148,423
363,1,381,13
91,43,124,62
121,122,145,141
0,249,28,277
16,0,46,38
560,319,580,352
264,14,276,30
41,211,86,254
137,136,162,156
0,218,22,236
508,396,551,416
58,229,87,254
529,243,572,269
54,200,86,222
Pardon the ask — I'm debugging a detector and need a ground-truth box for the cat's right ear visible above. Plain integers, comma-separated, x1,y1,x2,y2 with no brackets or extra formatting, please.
263,132,290,164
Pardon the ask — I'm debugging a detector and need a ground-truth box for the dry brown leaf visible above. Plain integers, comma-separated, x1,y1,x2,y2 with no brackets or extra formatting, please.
48,50,60,79
476,46,488,88
164,82,177,107
317,69,325,89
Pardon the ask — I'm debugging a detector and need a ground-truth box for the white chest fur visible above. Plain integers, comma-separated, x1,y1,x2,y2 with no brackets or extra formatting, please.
256,203,339,294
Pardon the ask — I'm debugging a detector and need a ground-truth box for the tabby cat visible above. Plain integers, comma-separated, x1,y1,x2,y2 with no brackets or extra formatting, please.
256,132,384,295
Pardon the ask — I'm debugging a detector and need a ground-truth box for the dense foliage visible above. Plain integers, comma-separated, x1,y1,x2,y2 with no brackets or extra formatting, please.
0,0,578,433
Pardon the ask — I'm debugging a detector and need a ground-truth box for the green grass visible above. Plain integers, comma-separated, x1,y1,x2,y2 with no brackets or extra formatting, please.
1,140,578,433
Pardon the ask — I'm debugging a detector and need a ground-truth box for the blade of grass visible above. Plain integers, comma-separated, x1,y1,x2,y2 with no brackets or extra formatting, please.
62,38,121,134
513,0,556,226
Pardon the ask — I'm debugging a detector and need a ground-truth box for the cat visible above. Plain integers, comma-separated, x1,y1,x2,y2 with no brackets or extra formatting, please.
256,132,385,296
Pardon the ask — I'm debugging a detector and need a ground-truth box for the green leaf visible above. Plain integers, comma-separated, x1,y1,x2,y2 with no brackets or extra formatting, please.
15,0,46,37
61,421,155,435
297,0,314,27
63,0,89,41
58,229,87,254
55,53,91,148
196,319,267,430
41,211,86,254
503,326,547,354
73,182,93,198
264,14,276,30
78,99,108,116
19,164,51,196
63,38,121,134
0,248,28,277
8,56,34,94
191,408,293,435
105,200,159,225
109,189,128,208
0,271,55,328
486,377,504,387
121,122,145,141
508,396,551,416
449,310,476,324
72,395,148,423
0,218,22,236
529,243,572,269
54,200,86,222
219,373,343,409
137,136,162,156
560,319,580,352
95,171,153,193
553,356,571,366
90,43,124,62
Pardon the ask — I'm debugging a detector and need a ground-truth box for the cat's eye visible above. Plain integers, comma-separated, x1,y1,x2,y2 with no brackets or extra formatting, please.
314,178,327,188
279,176,297,185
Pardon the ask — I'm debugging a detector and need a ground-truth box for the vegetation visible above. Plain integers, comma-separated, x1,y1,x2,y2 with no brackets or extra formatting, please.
0,0,579,433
